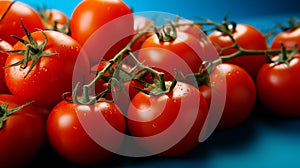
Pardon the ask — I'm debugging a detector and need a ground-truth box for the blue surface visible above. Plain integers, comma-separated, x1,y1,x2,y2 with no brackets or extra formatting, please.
16,0,300,167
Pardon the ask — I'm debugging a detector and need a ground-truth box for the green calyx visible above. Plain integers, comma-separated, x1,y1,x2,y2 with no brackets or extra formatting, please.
4,21,56,78
278,17,300,31
37,5,70,35
0,101,34,129
268,43,298,65
155,21,177,42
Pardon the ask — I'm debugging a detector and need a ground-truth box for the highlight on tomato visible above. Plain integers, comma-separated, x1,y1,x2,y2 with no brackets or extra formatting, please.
175,18,203,39
0,38,12,94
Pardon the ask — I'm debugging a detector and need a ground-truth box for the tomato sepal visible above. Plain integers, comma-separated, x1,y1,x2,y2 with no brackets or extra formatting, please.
0,100,34,129
4,21,58,78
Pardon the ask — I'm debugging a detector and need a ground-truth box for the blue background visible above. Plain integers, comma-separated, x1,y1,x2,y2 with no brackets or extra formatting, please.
18,0,300,21
16,0,300,167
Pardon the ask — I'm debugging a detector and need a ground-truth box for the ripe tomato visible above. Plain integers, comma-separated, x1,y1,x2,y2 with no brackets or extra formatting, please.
208,23,268,80
70,0,134,65
0,0,44,45
199,63,256,129
39,8,70,34
0,38,12,93
270,27,300,50
46,100,126,165
176,19,203,39
4,29,90,107
91,61,143,112
256,54,300,117
0,94,45,168
138,31,207,81
130,15,152,52
127,81,209,156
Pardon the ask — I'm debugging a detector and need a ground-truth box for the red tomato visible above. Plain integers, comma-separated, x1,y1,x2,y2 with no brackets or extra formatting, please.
0,94,44,168
270,27,300,50
256,54,300,117
127,81,209,156
0,0,44,45
91,61,131,95
176,19,203,39
70,0,134,65
91,61,144,112
46,100,125,165
0,38,12,93
208,23,268,79
138,31,207,81
130,15,153,52
39,8,69,34
4,30,90,107
199,63,257,129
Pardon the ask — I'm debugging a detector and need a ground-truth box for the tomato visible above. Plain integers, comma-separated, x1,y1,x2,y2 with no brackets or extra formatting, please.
4,29,90,107
0,38,12,93
127,81,209,156
199,63,256,129
256,54,300,117
270,27,300,50
46,100,125,165
91,61,143,112
0,94,44,168
208,23,268,80
0,0,44,45
70,0,134,65
91,60,131,95
138,31,207,81
39,8,69,34
176,19,203,39
130,15,152,52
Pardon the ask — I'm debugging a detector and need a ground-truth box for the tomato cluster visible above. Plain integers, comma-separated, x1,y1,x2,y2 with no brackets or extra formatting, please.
0,0,300,167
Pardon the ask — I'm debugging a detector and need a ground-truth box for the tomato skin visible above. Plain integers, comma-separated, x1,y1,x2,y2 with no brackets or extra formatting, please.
198,84,212,107
138,31,205,81
46,100,125,165
200,63,257,129
91,61,143,112
0,39,12,93
127,81,208,156
4,30,90,107
131,15,153,52
270,27,300,50
70,0,134,65
0,0,45,45
0,94,45,168
208,24,268,79
41,9,69,33
176,19,203,39
256,54,300,117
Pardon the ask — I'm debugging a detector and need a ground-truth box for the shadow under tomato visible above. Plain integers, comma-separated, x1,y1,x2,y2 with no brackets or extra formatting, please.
255,103,300,134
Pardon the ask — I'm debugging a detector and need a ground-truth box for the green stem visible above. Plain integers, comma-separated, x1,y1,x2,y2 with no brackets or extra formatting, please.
75,22,155,104
0,101,34,129
0,1,15,22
